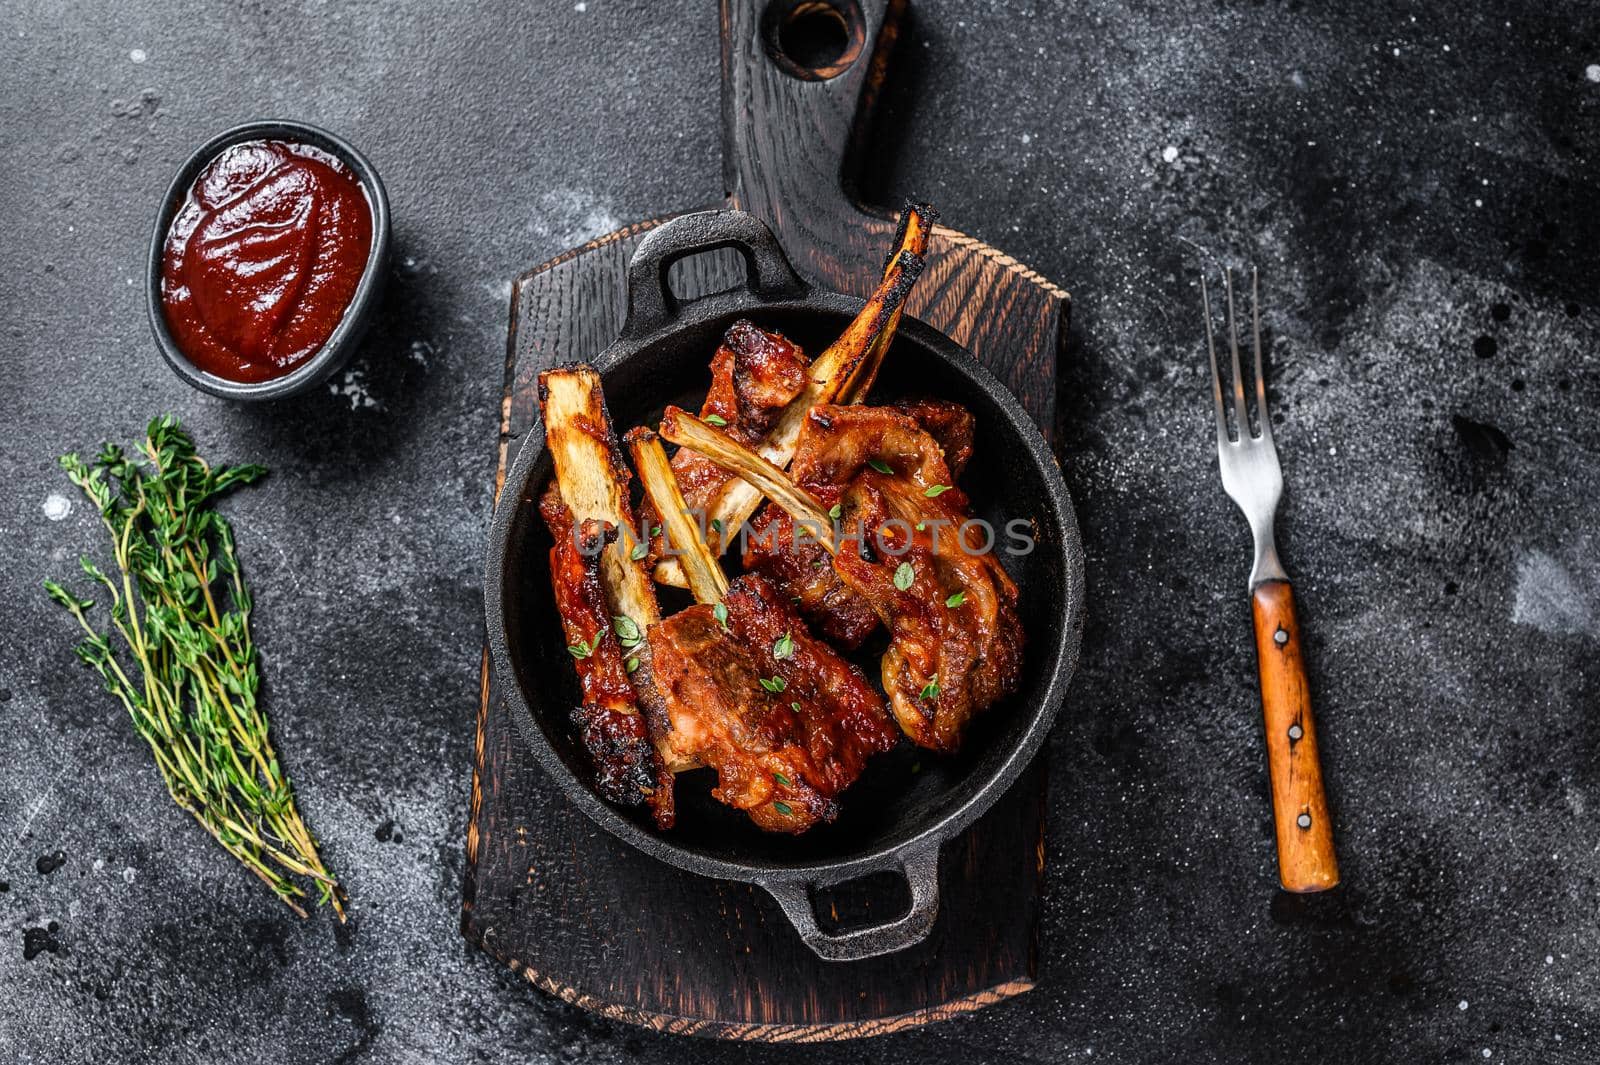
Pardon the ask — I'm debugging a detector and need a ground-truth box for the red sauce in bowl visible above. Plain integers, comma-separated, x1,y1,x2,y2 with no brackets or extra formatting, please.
160,140,373,383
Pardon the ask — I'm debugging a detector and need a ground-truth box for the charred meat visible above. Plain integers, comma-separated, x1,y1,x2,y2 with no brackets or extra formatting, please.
742,400,976,649
643,575,899,833
660,405,1023,755
539,496,669,817
628,427,898,833
538,367,681,826
651,202,936,589
638,320,810,565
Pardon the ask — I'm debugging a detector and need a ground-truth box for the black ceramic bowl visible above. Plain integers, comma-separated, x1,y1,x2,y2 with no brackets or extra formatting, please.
485,211,1084,960
146,119,391,401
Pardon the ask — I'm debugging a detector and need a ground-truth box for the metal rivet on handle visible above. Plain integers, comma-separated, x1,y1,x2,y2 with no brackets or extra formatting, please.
1273,627,1289,646
1296,812,1312,829
1288,724,1304,740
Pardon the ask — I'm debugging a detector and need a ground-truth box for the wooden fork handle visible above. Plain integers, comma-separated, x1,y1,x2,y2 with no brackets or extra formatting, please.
1251,579,1340,892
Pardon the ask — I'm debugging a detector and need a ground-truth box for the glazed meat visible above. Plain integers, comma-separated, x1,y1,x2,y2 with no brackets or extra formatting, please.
627,427,898,834
660,405,1024,755
887,398,976,476
832,472,1023,753
538,366,683,827
641,575,899,833
638,319,810,563
651,202,936,590
742,400,976,649
539,495,668,816
532,205,955,834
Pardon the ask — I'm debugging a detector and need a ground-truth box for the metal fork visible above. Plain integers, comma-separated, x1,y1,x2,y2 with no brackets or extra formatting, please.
1203,268,1340,893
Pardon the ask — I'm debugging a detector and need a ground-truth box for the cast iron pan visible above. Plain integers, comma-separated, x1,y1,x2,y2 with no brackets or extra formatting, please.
485,210,1084,961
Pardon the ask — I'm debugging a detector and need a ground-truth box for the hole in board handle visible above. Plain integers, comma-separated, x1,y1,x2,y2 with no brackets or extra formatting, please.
762,0,866,81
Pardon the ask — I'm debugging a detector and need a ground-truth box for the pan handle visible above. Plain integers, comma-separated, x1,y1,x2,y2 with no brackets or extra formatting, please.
620,210,807,339
762,842,941,962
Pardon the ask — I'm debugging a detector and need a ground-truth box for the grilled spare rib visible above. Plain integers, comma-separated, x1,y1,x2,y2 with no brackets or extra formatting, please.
659,406,1024,755
651,201,936,589
628,428,898,833
636,319,810,566
644,576,899,832
538,366,680,828
538,498,665,812
742,400,976,649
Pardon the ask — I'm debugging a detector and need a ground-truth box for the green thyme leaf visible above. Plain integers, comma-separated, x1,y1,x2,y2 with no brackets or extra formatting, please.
703,413,728,427
773,800,793,816
945,591,967,608
893,562,914,591
613,615,641,646
43,579,93,614
773,771,792,787
827,503,842,520
790,702,801,714
710,518,723,535
919,675,941,701
567,638,594,659
629,542,647,561
713,602,729,630
773,631,794,660
625,657,640,674
924,484,952,497
867,458,894,475
758,675,787,693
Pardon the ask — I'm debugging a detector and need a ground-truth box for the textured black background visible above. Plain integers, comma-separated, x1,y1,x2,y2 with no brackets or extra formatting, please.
4,1,1598,1062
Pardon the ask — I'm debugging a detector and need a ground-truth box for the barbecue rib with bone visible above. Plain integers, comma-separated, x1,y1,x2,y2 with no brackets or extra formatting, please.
536,367,684,828
647,202,936,589
742,397,976,649
659,405,1024,754
626,428,898,833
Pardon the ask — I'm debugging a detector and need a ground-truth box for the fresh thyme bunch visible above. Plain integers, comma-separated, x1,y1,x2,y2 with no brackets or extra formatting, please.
44,415,343,919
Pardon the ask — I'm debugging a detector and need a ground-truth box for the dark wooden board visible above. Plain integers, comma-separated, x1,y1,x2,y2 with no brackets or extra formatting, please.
462,0,1070,1039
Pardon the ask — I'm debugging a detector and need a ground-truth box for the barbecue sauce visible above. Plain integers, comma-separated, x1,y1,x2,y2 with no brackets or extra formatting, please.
159,140,372,383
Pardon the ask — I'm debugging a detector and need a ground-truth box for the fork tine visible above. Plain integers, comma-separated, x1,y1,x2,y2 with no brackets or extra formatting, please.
1224,270,1250,438
1201,274,1230,443
1251,267,1270,438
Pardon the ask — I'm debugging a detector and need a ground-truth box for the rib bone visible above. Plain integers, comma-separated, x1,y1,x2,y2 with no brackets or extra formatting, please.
539,367,660,630
651,203,932,587
657,407,837,556
626,428,729,606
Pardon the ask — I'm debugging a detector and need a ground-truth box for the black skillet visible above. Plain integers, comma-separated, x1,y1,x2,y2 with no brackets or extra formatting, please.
484,209,1084,961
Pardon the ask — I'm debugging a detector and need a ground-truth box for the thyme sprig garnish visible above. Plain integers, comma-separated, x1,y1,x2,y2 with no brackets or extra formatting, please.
42,415,343,920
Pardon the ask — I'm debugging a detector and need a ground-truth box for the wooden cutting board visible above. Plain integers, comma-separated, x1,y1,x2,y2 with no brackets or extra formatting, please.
461,0,1070,1040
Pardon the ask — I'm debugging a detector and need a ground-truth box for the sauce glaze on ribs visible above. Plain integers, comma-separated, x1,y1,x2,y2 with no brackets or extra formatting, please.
742,400,976,649
650,205,934,590
660,404,1024,755
642,574,898,833
639,320,810,566
537,366,682,827
539,494,670,821
627,426,899,834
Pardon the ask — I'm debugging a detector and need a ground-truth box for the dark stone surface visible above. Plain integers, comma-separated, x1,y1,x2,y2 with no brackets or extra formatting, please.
3,0,1597,1061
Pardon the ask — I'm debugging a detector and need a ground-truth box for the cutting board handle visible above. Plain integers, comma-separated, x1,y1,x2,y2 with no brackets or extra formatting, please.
721,0,902,241
718,0,1067,425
